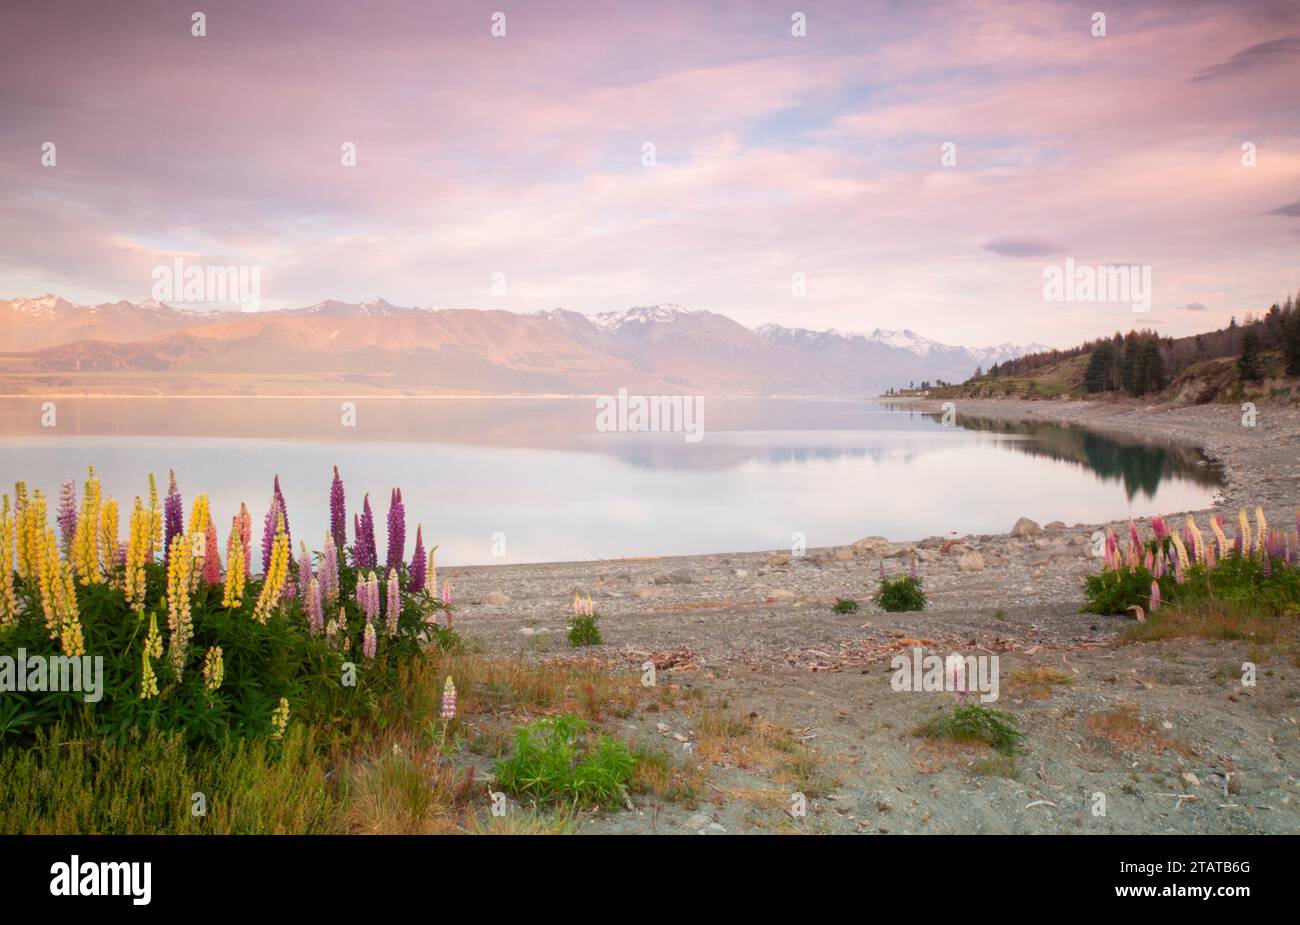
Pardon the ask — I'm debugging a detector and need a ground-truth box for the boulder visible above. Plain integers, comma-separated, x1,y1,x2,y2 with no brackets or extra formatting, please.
1010,517,1042,537
481,590,512,605
958,551,987,572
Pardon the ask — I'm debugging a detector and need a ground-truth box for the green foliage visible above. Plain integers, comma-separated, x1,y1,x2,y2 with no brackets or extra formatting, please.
493,714,636,810
832,598,859,614
1238,329,1264,381
874,574,926,612
915,704,1024,755
567,612,602,647
1083,551,1300,616
0,552,448,747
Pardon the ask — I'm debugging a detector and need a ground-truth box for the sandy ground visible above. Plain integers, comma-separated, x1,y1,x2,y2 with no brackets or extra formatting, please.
443,399,1300,834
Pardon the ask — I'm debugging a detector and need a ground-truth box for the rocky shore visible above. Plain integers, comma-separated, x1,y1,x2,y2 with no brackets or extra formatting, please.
443,398,1299,835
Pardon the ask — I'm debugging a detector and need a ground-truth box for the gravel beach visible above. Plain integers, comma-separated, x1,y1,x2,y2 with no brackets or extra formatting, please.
444,398,1300,834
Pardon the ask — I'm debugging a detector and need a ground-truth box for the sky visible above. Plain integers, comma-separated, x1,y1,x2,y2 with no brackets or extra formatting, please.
1,0,1298,349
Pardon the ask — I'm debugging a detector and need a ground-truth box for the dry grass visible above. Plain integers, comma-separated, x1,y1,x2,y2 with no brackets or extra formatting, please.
693,709,838,798
1121,602,1298,645
1007,666,1075,698
1084,705,1197,758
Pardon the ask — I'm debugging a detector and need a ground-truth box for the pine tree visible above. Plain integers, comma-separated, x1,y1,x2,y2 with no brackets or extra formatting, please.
1283,308,1300,377
1238,329,1264,381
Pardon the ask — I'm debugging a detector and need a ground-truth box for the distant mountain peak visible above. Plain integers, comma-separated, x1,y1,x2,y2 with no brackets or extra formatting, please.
590,303,699,331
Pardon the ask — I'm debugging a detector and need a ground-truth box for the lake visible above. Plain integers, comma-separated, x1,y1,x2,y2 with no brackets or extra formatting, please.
0,397,1222,565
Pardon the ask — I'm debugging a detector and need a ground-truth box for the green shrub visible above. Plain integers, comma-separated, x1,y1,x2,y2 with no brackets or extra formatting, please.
1083,554,1300,616
493,714,635,810
874,574,926,612
832,598,859,614
915,704,1024,755
567,612,602,647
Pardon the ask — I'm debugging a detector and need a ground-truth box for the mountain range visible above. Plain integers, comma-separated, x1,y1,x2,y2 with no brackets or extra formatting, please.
0,296,1048,396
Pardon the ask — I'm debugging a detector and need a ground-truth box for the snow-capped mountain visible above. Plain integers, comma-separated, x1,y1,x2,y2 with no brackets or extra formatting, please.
0,295,1047,396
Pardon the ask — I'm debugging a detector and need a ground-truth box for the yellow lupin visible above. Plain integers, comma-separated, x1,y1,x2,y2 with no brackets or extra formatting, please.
1254,506,1268,558
145,610,163,659
124,498,149,611
203,646,224,691
252,513,289,625
222,516,246,609
270,697,290,739
71,466,103,585
98,496,120,586
13,482,31,579
1238,509,1252,558
0,495,18,627
140,646,159,700
147,473,162,562
1170,531,1190,570
166,533,194,680
1184,516,1206,565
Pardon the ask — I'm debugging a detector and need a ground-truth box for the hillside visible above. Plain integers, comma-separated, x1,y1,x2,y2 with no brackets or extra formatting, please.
927,295,1300,406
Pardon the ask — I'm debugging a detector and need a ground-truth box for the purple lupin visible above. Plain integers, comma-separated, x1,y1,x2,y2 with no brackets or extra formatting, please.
408,525,426,593
356,493,377,569
329,465,347,553
272,475,291,552
262,493,282,574
164,470,184,564
386,488,406,572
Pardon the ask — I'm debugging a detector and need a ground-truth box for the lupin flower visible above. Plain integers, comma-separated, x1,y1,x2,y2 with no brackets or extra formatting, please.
1185,516,1206,565
367,571,381,623
202,521,221,586
321,533,340,603
272,475,291,552
1150,581,1161,610
1261,553,1272,579
252,513,290,625
270,697,291,739
307,577,323,636
237,502,252,579
145,611,163,659
1238,509,1252,559
355,494,377,568
163,470,184,564
203,646,224,691
147,473,162,563
1128,521,1141,551
71,466,103,585
97,497,120,584
408,525,426,593
440,676,458,720
1254,506,1268,558
0,495,18,627
1153,549,1165,579
878,559,885,580
427,545,438,599
386,487,405,572
362,621,377,660
57,479,77,556
297,541,314,602
944,653,968,699
1211,516,1229,558
261,494,283,575
1174,555,1185,585
908,556,918,580
188,493,211,539
329,465,347,552
124,497,150,611
1150,515,1166,541
140,647,159,700
573,591,582,616
386,568,401,637
1170,532,1190,571
223,515,246,608
442,578,452,609
166,534,194,679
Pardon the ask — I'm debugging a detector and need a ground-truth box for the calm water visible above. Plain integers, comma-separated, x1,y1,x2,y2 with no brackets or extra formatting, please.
0,398,1222,565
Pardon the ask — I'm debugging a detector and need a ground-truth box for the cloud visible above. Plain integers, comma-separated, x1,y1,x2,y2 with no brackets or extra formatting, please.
1180,302,1207,311
1192,37,1300,81
980,235,1066,258
1269,198,1300,217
